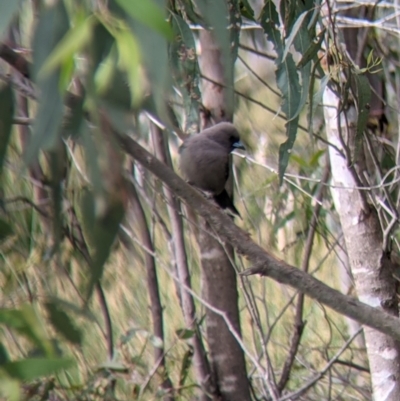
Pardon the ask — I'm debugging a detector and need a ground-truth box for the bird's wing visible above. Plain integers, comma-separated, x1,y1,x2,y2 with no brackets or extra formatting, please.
180,138,229,194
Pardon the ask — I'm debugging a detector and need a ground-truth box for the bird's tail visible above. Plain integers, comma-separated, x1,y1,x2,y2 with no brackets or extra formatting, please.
213,189,241,217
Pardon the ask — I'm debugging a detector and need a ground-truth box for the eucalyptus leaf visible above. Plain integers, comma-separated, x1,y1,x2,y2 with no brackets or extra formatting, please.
0,306,54,356
26,1,69,165
45,302,82,346
127,11,170,115
0,1,22,40
261,0,301,183
351,72,371,162
80,189,125,300
352,73,371,138
98,360,129,372
281,11,309,63
170,14,201,133
113,0,173,40
240,0,255,21
2,358,74,381
176,328,195,340
40,16,95,77
113,28,143,106
297,30,324,68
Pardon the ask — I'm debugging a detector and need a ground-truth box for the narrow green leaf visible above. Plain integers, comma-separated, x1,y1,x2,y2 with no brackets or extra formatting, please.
31,1,70,79
81,126,103,191
281,11,309,63
290,154,309,169
353,73,371,138
113,0,173,40
0,1,22,39
125,0,172,120
170,14,201,133
176,328,195,340
45,302,82,346
91,22,115,71
62,93,85,139
40,16,95,77
0,306,53,356
95,46,134,113
98,361,129,372
279,0,297,32
278,115,299,183
26,1,69,165
25,74,65,164
297,30,324,68
2,358,74,381
0,84,14,175
240,0,255,20
367,49,373,66
47,297,97,321
80,189,125,300
261,0,301,182
114,29,143,106
292,12,314,122
260,0,282,51
351,72,371,162
309,149,326,168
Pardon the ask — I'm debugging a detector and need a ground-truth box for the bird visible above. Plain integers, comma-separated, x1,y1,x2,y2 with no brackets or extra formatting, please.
179,122,245,216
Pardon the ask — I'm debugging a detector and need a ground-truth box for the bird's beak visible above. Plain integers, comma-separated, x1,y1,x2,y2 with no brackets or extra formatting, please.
233,140,245,150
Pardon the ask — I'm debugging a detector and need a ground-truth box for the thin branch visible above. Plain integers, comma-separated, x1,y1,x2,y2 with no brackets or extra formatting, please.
279,328,363,401
127,178,175,400
277,162,331,393
334,359,370,373
237,54,280,96
64,206,115,361
0,43,30,78
239,43,276,61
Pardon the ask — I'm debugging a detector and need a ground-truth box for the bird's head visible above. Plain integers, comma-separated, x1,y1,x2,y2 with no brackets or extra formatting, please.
204,122,245,153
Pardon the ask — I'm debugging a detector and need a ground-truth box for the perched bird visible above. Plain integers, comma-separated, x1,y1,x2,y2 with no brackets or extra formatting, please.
179,122,245,216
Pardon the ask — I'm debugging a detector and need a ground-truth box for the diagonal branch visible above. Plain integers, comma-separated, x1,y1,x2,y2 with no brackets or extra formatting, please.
116,132,400,342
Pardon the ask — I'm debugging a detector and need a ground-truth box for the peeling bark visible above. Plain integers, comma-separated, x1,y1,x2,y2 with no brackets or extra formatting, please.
324,87,400,400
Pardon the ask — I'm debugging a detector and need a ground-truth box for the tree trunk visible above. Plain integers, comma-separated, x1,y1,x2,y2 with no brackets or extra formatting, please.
324,86,400,400
196,28,251,401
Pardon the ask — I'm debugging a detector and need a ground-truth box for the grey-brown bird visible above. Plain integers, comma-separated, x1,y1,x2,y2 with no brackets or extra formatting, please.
179,122,245,216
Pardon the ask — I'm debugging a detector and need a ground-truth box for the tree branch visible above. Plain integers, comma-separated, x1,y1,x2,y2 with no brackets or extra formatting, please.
116,132,400,342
